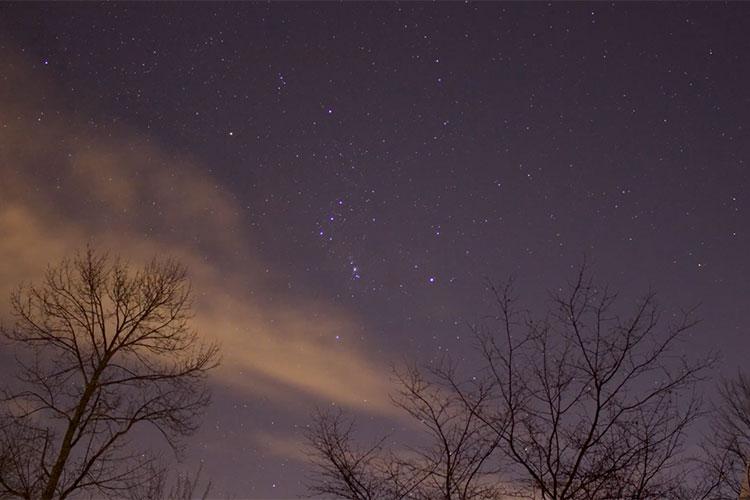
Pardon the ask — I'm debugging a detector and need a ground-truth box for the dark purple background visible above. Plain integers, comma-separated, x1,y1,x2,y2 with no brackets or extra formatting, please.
1,3,748,497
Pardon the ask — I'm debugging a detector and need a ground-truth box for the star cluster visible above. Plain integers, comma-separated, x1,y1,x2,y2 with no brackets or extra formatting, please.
1,2,748,497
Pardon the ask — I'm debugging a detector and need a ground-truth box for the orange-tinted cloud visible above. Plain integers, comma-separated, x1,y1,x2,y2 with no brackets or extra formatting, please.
0,47,396,418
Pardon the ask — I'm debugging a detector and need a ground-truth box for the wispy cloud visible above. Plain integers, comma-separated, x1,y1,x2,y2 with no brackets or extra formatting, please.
0,47,395,418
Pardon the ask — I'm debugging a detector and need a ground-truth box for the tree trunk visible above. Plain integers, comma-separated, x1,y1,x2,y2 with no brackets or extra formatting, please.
40,367,103,500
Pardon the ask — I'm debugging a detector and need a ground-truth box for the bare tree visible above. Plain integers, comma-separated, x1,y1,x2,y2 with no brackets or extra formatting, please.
127,465,212,500
305,364,502,500
454,268,712,499
0,246,220,500
306,266,712,499
697,372,750,499
387,365,502,500
306,408,394,500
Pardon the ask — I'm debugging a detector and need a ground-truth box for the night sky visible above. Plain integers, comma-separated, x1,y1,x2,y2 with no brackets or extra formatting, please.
1,2,749,498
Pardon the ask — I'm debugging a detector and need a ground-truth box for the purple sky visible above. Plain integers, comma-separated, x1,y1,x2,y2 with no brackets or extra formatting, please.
0,3,748,497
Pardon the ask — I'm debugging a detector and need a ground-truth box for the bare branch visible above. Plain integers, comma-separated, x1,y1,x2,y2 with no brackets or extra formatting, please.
0,246,219,500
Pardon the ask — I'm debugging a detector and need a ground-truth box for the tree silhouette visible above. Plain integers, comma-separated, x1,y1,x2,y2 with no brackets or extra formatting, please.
306,362,502,500
454,268,712,499
698,372,750,499
0,247,219,500
306,266,713,499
